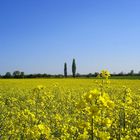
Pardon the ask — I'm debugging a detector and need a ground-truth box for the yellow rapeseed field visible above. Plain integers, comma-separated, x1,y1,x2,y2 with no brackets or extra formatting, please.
0,71,140,139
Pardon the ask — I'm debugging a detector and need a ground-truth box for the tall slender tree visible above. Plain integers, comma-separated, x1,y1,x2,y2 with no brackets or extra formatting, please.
72,58,76,78
64,62,67,78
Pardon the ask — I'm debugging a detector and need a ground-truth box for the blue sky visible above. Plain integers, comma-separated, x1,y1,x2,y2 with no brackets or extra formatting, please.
0,0,140,75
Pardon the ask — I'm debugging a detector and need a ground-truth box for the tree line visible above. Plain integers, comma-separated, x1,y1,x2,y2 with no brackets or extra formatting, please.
0,59,140,79
0,59,77,79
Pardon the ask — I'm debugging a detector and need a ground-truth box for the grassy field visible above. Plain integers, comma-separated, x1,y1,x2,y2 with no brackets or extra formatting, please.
0,78,140,139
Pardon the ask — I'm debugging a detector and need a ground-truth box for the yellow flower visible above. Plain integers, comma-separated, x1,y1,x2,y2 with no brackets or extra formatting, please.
37,85,44,90
98,131,110,140
103,118,112,127
90,89,100,99
107,100,115,109
99,96,107,107
100,70,110,79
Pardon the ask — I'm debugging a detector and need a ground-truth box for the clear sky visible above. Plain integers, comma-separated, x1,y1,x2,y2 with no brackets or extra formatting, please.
0,0,140,75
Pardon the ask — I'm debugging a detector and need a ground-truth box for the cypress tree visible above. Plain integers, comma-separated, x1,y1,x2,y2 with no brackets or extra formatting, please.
64,62,67,78
72,59,76,78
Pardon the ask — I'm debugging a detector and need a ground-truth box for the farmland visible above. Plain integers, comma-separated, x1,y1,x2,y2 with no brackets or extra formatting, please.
0,77,140,139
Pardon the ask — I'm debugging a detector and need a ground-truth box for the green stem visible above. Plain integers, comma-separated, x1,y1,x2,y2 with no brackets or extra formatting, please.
91,118,94,140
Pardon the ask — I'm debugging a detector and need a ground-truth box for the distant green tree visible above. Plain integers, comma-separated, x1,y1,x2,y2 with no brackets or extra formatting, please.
21,72,24,78
118,71,124,76
64,62,67,78
94,72,99,77
13,71,21,78
5,72,12,78
72,59,76,78
87,73,93,78
130,70,134,76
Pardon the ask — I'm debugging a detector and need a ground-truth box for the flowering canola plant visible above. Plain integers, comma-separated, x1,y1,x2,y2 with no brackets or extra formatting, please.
0,70,139,139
